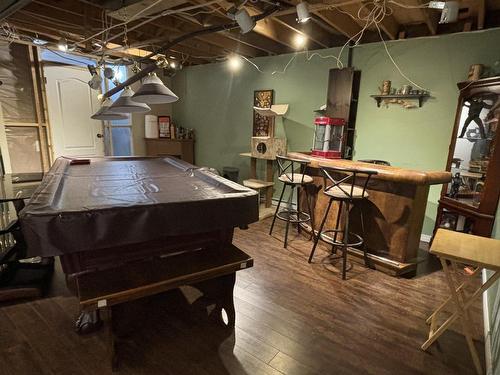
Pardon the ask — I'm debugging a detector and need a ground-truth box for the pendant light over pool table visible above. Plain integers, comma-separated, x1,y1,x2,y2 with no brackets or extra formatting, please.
131,73,179,104
91,98,128,120
109,86,151,113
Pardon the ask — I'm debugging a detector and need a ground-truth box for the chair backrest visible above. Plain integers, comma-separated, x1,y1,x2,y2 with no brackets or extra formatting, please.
320,165,378,200
276,155,310,184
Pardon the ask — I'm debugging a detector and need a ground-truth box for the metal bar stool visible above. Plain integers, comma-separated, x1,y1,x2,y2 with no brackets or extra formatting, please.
269,156,314,249
308,165,377,280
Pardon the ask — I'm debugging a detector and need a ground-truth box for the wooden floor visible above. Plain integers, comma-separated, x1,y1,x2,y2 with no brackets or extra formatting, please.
0,218,484,375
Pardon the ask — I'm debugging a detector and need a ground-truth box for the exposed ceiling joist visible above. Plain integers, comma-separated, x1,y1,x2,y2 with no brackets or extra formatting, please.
0,0,32,21
314,8,362,38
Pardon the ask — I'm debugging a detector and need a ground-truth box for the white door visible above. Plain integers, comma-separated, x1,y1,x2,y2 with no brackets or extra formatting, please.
44,65,104,158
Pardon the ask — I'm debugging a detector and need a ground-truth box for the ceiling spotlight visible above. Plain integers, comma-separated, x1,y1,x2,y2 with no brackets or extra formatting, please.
428,1,459,23
57,37,68,52
296,2,311,23
88,73,102,90
169,60,179,70
235,8,255,34
32,38,48,46
109,87,151,113
228,55,243,71
293,34,307,49
91,98,128,121
131,73,179,104
103,67,115,80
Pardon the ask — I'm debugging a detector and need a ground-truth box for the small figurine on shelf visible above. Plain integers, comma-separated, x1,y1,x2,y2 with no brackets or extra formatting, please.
458,95,496,139
379,80,391,95
449,172,462,198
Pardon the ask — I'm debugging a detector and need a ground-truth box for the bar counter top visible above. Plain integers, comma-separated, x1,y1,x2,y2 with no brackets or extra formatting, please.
287,152,451,186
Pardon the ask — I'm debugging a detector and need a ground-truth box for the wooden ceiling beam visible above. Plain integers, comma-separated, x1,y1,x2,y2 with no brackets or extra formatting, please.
16,0,235,61
273,13,331,49
478,0,486,29
313,8,362,38
376,14,399,40
198,0,298,51
417,0,438,35
183,1,292,55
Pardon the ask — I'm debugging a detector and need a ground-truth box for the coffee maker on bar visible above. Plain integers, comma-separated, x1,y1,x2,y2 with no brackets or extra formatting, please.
311,116,345,159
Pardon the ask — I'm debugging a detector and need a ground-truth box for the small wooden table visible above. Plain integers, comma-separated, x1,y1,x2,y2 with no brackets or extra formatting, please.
422,229,500,374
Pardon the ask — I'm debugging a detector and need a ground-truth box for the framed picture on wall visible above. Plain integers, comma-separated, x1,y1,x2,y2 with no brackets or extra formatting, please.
253,89,274,137
158,116,171,138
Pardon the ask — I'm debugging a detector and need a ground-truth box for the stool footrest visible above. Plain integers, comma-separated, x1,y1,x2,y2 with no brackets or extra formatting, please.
319,229,364,248
276,209,311,224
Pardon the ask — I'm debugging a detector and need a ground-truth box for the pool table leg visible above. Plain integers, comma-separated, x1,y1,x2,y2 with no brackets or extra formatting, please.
107,307,119,372
75,310,102,335
194,272,236,327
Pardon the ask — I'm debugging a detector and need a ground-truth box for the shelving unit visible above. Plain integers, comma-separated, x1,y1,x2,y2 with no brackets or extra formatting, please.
370,94,430,107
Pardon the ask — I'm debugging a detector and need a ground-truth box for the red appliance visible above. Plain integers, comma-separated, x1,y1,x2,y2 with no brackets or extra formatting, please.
311,116,345,159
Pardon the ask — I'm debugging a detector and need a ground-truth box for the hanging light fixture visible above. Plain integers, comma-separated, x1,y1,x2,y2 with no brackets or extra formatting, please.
109,87,151,113
91,98,128,120
296,2,311,23
131,73,179,104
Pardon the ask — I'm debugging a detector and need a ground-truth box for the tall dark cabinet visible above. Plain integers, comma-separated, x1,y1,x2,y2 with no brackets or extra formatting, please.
434,77,500,237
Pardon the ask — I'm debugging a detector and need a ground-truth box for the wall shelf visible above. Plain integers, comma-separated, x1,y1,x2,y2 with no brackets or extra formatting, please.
370,94,429,107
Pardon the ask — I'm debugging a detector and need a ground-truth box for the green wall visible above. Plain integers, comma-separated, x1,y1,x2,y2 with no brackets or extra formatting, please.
171,28,500,236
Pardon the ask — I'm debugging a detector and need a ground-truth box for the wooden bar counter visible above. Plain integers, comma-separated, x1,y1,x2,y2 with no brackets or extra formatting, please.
287,152,451,276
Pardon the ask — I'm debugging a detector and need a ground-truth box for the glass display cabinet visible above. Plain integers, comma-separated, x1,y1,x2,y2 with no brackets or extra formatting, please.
434,76,500,237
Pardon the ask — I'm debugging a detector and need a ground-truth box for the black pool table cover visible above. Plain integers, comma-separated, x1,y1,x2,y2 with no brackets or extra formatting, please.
19,157,259,257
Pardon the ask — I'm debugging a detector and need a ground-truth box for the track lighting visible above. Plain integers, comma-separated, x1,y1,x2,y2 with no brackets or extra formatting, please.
57,37,68,52
296,2,311,23
228,55,243,71
88,73,102,90
103,67,115,80
169,60,181,70
234,8,255,34
109,87,151,113
87,65,102,90
131,73,179,104
428,1,459,23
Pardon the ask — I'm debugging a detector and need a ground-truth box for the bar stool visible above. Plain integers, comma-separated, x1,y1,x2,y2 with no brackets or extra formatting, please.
308,166,377,280
269,156,314,249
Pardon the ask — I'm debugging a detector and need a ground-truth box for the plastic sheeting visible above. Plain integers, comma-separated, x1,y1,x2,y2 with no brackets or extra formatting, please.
19,157,259,257
0,41,38,123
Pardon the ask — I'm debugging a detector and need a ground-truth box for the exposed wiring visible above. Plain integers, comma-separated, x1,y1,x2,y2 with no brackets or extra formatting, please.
79,0,164,44
388,0,431,9
43,48,93,65
374,22,428,90
103,1,222,45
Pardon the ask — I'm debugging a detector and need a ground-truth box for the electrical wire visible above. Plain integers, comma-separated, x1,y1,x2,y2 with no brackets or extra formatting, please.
102,1,222,45
43,48,93,65
79,0,164,44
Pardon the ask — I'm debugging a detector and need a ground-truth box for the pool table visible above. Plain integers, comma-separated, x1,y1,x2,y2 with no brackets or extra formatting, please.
20,156,259,274
19,156,259,335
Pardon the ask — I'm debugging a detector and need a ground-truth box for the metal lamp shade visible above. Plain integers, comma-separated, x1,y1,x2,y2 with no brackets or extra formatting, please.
131,73,179,104
91,98,129,120
109,87,151,113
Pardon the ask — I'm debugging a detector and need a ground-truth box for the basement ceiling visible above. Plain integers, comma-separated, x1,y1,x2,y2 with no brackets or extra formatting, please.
1,0,500,66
